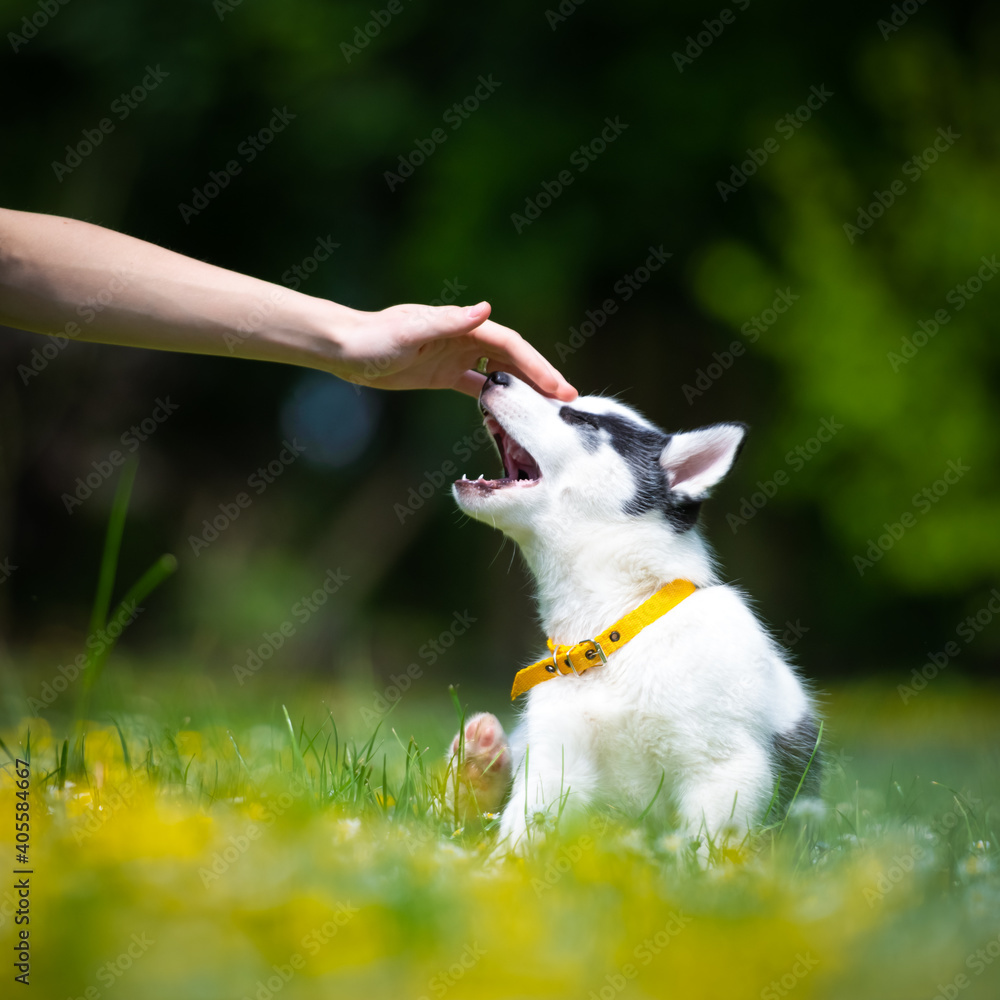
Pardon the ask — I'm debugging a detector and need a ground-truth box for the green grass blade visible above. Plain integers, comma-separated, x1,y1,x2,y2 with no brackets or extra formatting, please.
58,738,68,789
637,769,666,821
759,778,783,828
324,706,340,773
227,731,254,782
381,754,388,814
88,459,138,637
110,716,132,769
73,553,178,756
779,720,824,835
281,704,306,774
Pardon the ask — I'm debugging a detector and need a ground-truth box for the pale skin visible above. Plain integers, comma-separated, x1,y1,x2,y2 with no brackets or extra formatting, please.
0,208,578,401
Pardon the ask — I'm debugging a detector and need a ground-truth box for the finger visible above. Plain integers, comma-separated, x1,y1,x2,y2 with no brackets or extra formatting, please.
408,301,493,343
465,320,577,401
406,301,578,400
454,370,487,398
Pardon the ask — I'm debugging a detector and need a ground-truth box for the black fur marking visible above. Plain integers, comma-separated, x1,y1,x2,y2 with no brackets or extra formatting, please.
559,406,601,452
559,406,700,529
769,715,822,816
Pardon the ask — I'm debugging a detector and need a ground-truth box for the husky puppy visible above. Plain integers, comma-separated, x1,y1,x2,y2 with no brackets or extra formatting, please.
449,372,819,852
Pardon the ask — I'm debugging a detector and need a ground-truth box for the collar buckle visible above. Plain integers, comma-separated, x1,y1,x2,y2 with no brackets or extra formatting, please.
512,580,696,701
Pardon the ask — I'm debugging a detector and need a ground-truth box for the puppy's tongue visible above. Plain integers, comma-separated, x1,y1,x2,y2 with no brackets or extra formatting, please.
488,418,542,483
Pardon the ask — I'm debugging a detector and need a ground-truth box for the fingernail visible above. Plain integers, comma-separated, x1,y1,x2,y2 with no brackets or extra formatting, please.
466,301,489,318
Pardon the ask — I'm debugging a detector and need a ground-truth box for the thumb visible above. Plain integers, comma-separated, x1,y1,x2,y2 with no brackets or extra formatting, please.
427,301,492,338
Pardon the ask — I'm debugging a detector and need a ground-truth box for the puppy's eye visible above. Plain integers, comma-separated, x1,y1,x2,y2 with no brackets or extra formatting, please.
560,407,600,430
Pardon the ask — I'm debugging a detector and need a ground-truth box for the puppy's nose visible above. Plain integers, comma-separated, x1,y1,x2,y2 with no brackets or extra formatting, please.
486,371,511,387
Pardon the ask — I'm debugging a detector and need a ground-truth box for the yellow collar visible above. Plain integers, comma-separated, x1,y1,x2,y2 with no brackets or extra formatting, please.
511,579,697,700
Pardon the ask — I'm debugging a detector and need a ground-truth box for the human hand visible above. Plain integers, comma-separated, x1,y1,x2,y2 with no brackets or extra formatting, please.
330,301,577,400
0,207,577,400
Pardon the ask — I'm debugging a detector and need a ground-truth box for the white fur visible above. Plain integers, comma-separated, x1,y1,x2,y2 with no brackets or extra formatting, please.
451,375,817,852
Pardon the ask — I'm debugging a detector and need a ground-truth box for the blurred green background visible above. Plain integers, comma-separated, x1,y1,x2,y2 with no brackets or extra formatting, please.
1,0,999,707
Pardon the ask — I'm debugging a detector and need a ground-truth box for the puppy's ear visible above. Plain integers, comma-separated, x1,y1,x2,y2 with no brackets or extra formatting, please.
659,423,747,500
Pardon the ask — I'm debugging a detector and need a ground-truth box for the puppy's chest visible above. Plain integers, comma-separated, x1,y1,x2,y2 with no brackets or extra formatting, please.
538,633,711,787
564,665,691,779
579,701,687,813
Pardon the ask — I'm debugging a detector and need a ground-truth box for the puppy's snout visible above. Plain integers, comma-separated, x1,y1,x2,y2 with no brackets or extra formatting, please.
485,371,512,387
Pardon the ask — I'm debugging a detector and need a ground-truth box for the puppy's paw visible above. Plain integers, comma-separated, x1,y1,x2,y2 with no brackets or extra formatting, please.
447,712,512,819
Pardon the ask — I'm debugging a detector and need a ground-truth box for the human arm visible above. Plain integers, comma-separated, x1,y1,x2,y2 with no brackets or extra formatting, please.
0,208,577,400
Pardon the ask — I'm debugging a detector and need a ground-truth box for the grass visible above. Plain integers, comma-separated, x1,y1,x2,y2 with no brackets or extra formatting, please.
1,672,998,1000
2,473,998,999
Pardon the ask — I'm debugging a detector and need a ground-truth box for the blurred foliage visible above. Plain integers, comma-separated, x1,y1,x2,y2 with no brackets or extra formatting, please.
0,681,998,999
0,0,999,687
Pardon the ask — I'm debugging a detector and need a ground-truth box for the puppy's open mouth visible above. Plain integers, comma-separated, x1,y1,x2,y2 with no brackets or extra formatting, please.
457,416,542,492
